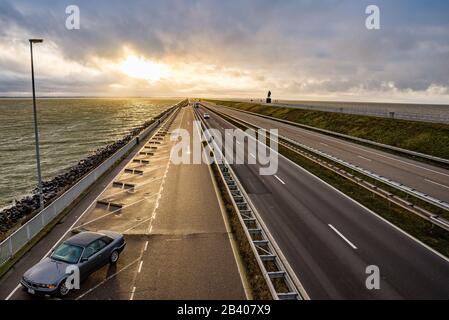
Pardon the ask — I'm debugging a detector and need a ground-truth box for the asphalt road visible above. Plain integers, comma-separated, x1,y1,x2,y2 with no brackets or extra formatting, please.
198,105,449,299
1,106,245,300
204,102,449,204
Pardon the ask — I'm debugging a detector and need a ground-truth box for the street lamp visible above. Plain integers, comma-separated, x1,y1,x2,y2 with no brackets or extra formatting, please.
29,39,44,210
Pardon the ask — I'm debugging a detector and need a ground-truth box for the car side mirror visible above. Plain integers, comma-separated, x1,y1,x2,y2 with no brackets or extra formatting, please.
80,257,88,262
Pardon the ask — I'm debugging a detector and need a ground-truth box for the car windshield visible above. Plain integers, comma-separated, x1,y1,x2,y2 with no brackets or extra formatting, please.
50,243,83,264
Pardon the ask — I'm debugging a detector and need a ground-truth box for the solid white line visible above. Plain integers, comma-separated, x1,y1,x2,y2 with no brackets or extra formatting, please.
5,285,21,300
4,108,179,301
138,261,143,273
75,258,140,300
79,195,157,228
357,155,372,162
130,286,136,300
221,106,449,178
144,241,149,251
425,179,449,190
274,175,286,185
328,224,357,250
209,106,449,264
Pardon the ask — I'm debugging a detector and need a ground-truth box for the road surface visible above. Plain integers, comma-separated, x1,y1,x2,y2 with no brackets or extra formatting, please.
204,102,449,205
198,105,449,299
1,106,246,300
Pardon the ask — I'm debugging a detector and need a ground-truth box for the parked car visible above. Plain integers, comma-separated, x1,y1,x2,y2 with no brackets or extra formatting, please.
21,230,126,297
203,113,210,119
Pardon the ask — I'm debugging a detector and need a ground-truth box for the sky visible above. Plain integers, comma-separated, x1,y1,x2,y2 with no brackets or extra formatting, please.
0,0,449,103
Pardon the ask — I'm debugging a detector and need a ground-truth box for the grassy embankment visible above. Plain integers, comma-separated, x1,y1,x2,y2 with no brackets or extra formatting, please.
217,111,449,259
207,100,449,161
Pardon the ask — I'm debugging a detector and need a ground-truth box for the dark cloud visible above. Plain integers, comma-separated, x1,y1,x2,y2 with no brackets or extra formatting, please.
1,0,448,101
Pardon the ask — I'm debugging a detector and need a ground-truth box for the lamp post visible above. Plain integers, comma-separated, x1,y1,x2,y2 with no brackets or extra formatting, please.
29,39,44,210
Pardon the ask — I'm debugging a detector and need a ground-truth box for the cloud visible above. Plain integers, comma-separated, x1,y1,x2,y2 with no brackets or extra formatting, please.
0,0,448,103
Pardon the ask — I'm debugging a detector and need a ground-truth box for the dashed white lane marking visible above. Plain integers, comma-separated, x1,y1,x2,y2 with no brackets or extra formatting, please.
138,261,143,273
425,179,449,190
221,107,449,179
328,224,358,250
320,143,329,147
357,155,372,162
145,107,186,234
144,241,149,251
274,175,286,185
130,286,136,300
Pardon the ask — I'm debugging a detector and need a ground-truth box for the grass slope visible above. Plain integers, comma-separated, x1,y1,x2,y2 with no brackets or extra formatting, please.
208,100,449,160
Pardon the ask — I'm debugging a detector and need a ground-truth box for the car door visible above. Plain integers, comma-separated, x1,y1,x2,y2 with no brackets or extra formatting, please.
99,236,114,263
79,239,108,277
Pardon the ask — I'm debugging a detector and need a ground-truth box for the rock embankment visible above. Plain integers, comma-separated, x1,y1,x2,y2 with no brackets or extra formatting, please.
0,104,180,236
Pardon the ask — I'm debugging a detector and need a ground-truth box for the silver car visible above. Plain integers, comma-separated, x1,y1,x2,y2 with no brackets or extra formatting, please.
21,230,126,297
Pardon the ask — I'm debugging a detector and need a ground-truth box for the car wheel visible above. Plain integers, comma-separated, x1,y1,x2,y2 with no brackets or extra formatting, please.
110,250,119,264
58,280,70,297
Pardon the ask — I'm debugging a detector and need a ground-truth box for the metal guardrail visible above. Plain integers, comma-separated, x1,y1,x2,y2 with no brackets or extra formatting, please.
204,106,449,231
204,103,449,210
0,104,181,268
207,102,449,166
276,140,449,232
193,107,308,300
261,101,449,124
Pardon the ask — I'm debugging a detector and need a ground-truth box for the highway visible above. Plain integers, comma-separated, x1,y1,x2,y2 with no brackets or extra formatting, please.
204,102,449,205
1,106,246,300
198,105,449,299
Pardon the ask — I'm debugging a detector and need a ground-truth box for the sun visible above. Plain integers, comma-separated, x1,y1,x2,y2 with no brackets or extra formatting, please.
118,55,171,81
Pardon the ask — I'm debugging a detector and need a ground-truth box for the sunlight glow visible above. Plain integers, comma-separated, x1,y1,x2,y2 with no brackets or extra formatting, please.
118,55,171,81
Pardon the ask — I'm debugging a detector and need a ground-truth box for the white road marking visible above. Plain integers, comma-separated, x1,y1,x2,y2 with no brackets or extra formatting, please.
328,224,357,250
138,261,143,273
320,143,329,147
425,179,449,190
357,155,372,162
250,153,256,159
130,286,136,300
274,175,286,185
325,137,449,178
144,241,149,251
222,107,449,179
79,193,159,228
5,285,21,300
212,105,449,264
75,258,140,300
4,108,180,300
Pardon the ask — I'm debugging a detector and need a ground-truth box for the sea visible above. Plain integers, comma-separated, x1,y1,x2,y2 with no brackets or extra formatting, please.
0,98,179,209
